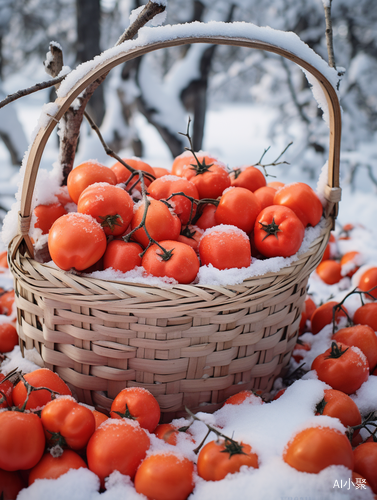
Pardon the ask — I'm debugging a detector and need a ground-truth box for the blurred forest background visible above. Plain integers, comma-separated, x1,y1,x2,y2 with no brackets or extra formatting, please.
0,0,376,205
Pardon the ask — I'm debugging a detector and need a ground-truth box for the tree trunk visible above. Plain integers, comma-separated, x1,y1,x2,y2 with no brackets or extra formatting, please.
76,0,105,125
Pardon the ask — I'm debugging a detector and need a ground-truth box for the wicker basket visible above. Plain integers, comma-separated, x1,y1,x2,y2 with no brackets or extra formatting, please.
8,24,341,420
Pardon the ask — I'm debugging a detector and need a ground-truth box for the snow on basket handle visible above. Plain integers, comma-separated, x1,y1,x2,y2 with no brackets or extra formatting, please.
13,24,342,259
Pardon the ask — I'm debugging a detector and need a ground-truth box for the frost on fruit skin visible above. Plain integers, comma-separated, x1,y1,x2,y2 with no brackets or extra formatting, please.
200,224,250,242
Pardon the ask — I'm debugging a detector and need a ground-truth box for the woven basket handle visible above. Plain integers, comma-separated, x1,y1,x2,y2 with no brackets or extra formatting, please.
13,27,342,259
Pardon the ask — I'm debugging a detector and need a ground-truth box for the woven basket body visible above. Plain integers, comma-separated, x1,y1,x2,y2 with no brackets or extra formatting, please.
8,25,341,420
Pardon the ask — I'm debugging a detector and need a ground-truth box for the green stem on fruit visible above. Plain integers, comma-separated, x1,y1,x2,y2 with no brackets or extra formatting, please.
325,341,348,360
347,411,377,444
185,406,246,455
254,141,293,178
178,117,214,175
331,285,377,334
122,172,172,259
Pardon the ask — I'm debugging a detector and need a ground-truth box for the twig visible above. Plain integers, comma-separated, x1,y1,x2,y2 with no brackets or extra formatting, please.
323,0,336,69
280,57,310,124
0,76,66,110
185,407,246,455
253,142,293,178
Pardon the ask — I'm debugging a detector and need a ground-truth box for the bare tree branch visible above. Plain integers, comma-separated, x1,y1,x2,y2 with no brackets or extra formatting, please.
58,0,166,184
324,0,336,69
280,57,310,124
0,75,65,109
44,43,64,82
115,1,166,46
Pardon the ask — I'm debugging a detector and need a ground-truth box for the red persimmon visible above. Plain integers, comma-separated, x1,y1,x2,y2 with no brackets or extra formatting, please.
12,368,72,411
182,159,230,199
273,182,323,227
311,341,369,394
110,387,161,433
103,240,142,273
358,267,377,299
223,390,263,406
92,410,108,430
194,203,217,231
131,199,181,248
0,323,18,353
134,453,195,500
215,187,262,234
199,225,251,270
292,341,311,363
353,303,377,331
41,397,96,450
0,290,15,316
0,411,45,471
0,373,13,408
310,301,348,335
171,151,218,177
48,213,107,271
77,183,134,236
332,324,377,373
33,203,67,235
197,439,259,481
316,260,342,285
86,420,150,487
153,423,193,446
142,240,200,284
148,175,199,225
283,426,354,473
177,225,204,252
110,157,155,191
28,449,87,485
340,251,361,278
315,389,362,430
0,468,26,499
353,442,377,494
253,186,277,211
67,161,117,204
230,165,266,192
0,251,8,269
153,167,170,178
254,205,305,258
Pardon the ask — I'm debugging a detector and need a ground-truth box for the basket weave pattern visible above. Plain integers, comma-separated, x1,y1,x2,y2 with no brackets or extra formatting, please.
11,219,330,418
8,28,341,420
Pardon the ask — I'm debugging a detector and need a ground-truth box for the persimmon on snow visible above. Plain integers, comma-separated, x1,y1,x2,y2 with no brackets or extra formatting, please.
197,439,259,481
311,341,369,394
332,324,377,372
310,301,348,335
283,426,354,473
316,259,342,284
358,267,377,299
0,323,18,353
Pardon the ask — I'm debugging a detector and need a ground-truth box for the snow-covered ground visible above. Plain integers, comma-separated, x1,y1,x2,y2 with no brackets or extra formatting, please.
0,95,377,499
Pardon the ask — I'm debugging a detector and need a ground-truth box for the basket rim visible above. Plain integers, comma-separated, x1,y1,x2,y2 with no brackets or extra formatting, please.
10,216,331,297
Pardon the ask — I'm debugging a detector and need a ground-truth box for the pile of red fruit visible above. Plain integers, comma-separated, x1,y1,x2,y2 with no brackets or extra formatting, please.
30,151,324,285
